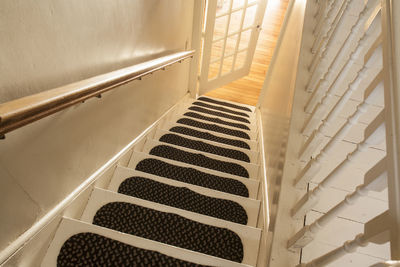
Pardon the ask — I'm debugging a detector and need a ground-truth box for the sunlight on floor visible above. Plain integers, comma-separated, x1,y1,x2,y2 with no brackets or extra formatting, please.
205,0,289,106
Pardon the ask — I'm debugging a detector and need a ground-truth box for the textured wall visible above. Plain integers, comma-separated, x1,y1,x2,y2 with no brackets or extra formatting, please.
0,0,191,103
0,0,194,252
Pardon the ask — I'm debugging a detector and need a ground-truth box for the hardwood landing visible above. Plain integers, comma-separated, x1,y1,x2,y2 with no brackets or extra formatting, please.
205,0,289,106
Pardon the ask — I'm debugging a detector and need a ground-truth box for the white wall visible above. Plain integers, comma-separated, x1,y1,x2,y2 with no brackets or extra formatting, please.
0,0,194,253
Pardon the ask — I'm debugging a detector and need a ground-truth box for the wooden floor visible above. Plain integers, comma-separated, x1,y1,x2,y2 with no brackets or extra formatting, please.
205,0,289,106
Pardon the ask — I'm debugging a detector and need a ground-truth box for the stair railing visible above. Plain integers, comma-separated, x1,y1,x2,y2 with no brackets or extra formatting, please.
308,0,350,75
0,50,194,138
277,0,400,265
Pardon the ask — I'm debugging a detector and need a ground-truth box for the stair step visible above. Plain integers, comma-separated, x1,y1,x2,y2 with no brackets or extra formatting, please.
161,122,259,151
42,218,252,267
166,112,259,140
173,101,257,128
189,100,256,120
166,117,256,141
181,112,258,137
177,98,256,126
152,128,260,163
197,96,256,113
138,141,255,179
108,166,261,226
156,133,252,163
170,107,258,132
81,188,261,265
187,105,253,124
128,152,260,198
183,111,254,131
140,138,260,178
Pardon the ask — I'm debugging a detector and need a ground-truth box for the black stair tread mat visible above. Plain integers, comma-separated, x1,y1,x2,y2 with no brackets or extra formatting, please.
177,118,250,140
193,101,250,118
184,112,250,130
170,126,250,150
135,158,249,197
58,232,208,267
93,202,244,262
189,106,250,124
160,133,250,162
118,176,248,224
198,97,252,112
150,145,250,178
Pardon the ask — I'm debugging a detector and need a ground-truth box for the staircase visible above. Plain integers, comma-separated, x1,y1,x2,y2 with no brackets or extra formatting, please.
41,96,266,266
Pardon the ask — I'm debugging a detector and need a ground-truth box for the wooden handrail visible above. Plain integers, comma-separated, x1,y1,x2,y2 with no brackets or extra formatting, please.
0,50,195,137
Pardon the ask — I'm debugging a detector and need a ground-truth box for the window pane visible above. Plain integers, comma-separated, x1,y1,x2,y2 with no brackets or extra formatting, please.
222,55,234,75
234,50,247,70
213,15,228,41
243,5,258,28
208,61,220,80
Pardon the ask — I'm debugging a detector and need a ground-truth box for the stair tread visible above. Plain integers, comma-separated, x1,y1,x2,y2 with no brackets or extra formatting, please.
152,128,260,163
179,100,256,123
42,218,252,267
117,176,249,225
175,111,259,137
183,111,252,131
198,96,254,113
166,124,257,150
159,132,251,162
81,188,261,265
128,152,260,198
148,144,251,178
177,118,252,140
142,138,260,178
108,166,261,226
192,101,252,118
189,105,252,124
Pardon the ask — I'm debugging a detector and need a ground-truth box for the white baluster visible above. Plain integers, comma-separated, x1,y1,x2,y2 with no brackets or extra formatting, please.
313,0,334,39
299,71,383,161
306,0,380,94
309,0,350,75
296,211,391,267
313,0,326,27
305,12,381,112
292,111,386,216
311,0,342,55
288,157,387,249
297,234,368,267
302,40,382,137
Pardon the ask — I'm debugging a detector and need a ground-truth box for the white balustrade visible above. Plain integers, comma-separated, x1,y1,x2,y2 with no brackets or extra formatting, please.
304,14,381,114
312,0,327,34
308,0,350,75
275,0,400,265
312,0,334,41
302,37,382,137
288,157,387,249
292,108,385,192
306,0,380,94
292,110,386,217
311,0,343,55
299,71,383,161
296,211,391,267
